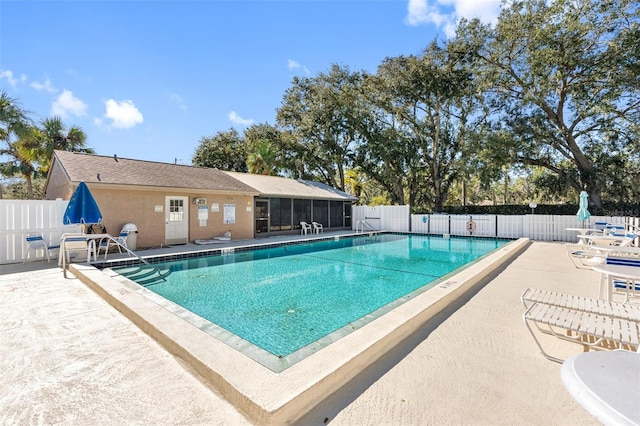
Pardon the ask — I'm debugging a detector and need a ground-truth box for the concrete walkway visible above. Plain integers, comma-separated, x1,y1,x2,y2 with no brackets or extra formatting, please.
0,241,601,425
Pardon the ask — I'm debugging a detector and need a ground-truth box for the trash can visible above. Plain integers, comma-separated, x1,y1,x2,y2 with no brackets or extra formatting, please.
121,223,138,250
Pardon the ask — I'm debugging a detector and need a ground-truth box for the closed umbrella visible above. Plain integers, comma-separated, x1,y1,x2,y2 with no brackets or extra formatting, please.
63,181,103,225
576,191,591,228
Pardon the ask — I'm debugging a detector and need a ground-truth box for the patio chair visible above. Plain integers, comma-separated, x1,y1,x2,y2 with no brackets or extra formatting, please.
523,300,640,363
97,230,130,259
300,221,312,235
312,221,324,234
58,234,96,266
24,233,60,263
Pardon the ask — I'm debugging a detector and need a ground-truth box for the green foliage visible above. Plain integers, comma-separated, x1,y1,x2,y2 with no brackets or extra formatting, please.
276,64,363,190
1,92,93,199
192,129,248,172
444,202,640,217
0,177,46,199
457,0,640,207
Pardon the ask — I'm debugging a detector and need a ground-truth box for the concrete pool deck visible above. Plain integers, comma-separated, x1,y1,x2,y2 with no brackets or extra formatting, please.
0,237,602,425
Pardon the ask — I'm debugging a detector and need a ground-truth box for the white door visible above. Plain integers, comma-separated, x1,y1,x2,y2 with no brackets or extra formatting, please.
165,196,189,245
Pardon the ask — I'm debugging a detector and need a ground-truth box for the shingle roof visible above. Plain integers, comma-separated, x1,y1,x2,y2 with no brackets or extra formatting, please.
52,151,258,194
223,171,358,201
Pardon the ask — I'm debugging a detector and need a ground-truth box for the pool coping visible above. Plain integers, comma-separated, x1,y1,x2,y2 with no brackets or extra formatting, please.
70,236,531,425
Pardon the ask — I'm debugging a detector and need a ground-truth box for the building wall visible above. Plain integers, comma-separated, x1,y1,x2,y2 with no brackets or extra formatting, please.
93,188,255,248
44,161,74,200
55,186,254,249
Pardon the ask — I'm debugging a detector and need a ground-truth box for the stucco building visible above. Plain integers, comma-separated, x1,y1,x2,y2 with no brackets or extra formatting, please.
44,151,357,248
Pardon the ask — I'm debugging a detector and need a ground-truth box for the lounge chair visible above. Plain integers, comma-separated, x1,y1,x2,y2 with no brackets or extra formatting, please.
312,222,324,234
566,230,640,269
521,288,640,322
300,221,312,235
522,288,640,363
194,231,232,245
567,244,640,269
24,233,60,263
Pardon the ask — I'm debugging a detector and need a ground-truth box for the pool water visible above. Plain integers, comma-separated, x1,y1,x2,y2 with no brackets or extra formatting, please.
114,234,508,366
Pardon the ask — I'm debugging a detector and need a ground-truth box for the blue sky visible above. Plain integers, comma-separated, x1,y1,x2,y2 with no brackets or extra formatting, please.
1,0,501,165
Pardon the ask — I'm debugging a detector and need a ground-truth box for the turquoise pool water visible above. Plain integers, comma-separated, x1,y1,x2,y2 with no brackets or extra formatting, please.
114,234,508,364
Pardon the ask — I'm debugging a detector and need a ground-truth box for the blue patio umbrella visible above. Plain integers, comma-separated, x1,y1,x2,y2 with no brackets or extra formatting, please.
63,181,103,224
576,190,591,227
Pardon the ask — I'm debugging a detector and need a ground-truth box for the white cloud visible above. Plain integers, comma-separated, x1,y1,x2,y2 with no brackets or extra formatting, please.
31,77,57,94
103,99,144,129
51,90,87,118
287,59,311,75
228,111,253,126
0,70,19,88
405,0,501,37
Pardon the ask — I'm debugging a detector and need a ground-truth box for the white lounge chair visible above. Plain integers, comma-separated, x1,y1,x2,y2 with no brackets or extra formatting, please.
567,230,640,269
521,288,640,321
522,288,640,363
194,230,232,245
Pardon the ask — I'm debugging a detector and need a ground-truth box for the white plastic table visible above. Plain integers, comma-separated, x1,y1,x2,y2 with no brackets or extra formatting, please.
592,264,640,300
566,227,603,236
561,350,640,426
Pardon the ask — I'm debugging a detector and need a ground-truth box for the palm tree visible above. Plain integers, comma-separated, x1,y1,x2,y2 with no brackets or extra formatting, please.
38,116,93,170
247,140,280,175
345,168,370,204
0,127,41,198
0,91,30,138
0,91,39,198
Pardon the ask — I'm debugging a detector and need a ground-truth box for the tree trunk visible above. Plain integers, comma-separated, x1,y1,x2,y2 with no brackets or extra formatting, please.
25,175,34,199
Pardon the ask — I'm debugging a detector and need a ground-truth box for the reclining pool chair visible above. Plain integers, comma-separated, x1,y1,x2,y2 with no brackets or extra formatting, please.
522,288,640,363
566,230,640,269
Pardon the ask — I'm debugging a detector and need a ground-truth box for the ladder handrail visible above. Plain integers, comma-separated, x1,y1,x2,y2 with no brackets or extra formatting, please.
356,220,377,233
97,235,167,283
61,233,166,283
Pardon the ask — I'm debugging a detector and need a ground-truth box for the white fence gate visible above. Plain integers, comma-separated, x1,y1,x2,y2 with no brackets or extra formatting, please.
0,199,82,265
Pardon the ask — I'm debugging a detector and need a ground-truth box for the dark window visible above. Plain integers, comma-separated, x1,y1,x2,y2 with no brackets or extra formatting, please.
344,202,352,227
293,199,312,230
330,201,344,228
270,198,292,231
312,200,329,227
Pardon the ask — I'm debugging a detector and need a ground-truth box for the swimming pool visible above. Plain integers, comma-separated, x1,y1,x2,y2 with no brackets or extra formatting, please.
113,233,509,371
76,234,529,423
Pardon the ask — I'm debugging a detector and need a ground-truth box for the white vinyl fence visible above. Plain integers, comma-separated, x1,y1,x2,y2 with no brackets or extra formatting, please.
353,205,638,245
0,199,82,265
1,200,638,265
